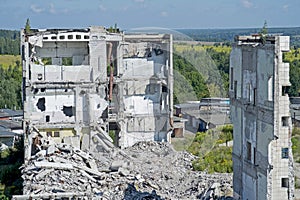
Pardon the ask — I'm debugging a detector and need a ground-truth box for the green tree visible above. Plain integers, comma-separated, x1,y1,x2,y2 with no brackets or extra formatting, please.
0,138,24,198
173,54,209,103
260,20,268,35
289,60,300,96
25,18,31,34
187,126,233,173
205,47,230,96
192,146,233,173
218,124,233,146
0,64,22,109
259,20,268,45
0,33,20,55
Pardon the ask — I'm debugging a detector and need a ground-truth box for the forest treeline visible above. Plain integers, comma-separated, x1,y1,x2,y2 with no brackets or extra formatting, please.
1,44,300,109
0,30,19,55
174,44,230,103
1,29,300,109
0,64,22,109
174,43,300,101
177,27,300,48
2,27,300,53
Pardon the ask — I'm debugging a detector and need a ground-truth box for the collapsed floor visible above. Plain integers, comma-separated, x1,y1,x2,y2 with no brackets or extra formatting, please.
13,139,233,200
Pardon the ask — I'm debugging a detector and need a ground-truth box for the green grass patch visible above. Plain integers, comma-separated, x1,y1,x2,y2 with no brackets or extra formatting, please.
187,125,233,173
0,183,4,192
283,48,300,63
0,139,24,198
292,127,300,137
192,146,233,173
174,43,231,54
292,136,300,163
171,132,195,151
0,184,8,200
0,55,21,69
295,176,300,189
0,149,10,160
292,127,300,163
0,167,10,199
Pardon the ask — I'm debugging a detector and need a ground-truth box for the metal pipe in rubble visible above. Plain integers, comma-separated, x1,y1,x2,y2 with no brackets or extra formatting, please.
107,42,113,102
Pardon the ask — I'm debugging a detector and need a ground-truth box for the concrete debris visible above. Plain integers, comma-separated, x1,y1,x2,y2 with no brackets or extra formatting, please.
14,141,233,199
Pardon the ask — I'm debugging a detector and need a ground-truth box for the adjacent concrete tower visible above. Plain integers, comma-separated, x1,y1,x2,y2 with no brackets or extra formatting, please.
230,35,294,199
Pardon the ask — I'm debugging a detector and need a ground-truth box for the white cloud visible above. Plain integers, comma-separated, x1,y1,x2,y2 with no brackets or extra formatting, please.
121,6,129,11
30,4,44,13
133,0,147,8
160,11,168,17
62,8,69,14
49,3,56,14
283,4,289,11
241,0,253,8
99,4,106,11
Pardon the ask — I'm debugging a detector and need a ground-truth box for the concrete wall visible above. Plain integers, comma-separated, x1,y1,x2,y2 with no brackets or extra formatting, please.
230,35,294,200
22,27,173,157
115,34,173,148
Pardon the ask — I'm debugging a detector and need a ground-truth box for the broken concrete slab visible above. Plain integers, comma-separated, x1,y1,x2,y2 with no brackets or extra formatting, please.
57,143,72,152
46,144,56,155
73,164,103,177
63,136,80,149
80,170,97,182
87,159,98,171
109,160,124,172
118,167,130,177
81,134,90,151
12,192,90,200
35,168,54,181
34,161,73,170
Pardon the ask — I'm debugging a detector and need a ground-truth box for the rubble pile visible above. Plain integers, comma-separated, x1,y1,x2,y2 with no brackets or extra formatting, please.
16,141,233,199
122,142,233,199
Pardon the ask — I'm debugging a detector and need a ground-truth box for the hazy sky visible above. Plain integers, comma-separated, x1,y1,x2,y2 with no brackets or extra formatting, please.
1,0,299,30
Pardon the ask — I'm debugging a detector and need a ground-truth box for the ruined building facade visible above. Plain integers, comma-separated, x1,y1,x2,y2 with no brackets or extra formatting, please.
21,26,173,160
230,35,294,199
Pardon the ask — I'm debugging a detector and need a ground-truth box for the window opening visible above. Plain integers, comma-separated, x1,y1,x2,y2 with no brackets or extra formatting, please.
246,141,251,161
36,98,46,112
281,178,289,188
53,132,60,137
282,148,289,159
46,115,50,122
62,106,74,117
282,117,289,127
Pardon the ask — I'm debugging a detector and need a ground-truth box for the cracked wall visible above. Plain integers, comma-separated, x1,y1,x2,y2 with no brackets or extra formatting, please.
114,34,173,147
22,26,173,160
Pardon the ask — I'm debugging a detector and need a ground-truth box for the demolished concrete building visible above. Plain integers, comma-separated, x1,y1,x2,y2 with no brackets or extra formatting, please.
230,35,294,199
21,26,173,161
16,26,237,199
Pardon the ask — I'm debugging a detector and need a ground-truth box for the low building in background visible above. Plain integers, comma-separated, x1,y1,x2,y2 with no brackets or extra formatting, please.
0,128,18,150
0,109,23,149
174,98,230,132
172,116,188,138
230,35,294,199
0,109,23,121
290,97,300,127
